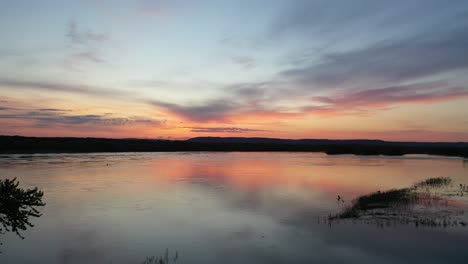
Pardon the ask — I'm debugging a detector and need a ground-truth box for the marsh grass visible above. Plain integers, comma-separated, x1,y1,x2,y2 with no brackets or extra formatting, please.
335,188,417,219
414,177,452,188
457,183,468,196
142,249,178,264
330,177,468,227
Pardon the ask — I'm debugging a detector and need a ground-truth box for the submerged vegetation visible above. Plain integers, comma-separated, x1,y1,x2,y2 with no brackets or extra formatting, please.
330,177,468,227
0,178,45,245
141,249,179,264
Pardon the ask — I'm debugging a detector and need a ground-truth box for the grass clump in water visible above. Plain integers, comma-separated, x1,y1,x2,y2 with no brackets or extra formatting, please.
335,188,416,219
415,177,451,188
141,249,178,264
329,177,468,227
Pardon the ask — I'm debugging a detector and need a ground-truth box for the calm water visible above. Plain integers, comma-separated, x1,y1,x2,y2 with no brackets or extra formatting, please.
0,152,467,264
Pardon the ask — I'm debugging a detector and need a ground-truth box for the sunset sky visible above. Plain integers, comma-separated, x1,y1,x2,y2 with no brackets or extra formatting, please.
1,0,468,141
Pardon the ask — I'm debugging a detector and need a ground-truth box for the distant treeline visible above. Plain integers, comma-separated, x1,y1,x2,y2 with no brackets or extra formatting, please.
0,136,467,158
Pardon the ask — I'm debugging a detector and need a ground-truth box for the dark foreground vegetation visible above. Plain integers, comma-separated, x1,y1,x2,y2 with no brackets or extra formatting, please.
0,178,45,252
0,178,45,239
1,136,467,157
337,188,417,218
141,249,179,264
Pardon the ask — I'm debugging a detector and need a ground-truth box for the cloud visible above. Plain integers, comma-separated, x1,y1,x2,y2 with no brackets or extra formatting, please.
0,107,17,111
188,127,267,133
72,51,105,63
268,0,468,107
270,0,467,39
229,82,271,99
231,56,256,69
150,99,238,122
66,21,108,45
149,79,468,122
0,78,127,97
216,80,468,120
38,108,72,112
229,2,468,121
7,77,456,124
307,80,468,116
226,81,296,108
281,26,468,89
65,21,108,65
0,108,163,127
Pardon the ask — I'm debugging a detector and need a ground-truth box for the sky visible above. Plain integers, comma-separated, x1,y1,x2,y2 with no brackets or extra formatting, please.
1,0,468,141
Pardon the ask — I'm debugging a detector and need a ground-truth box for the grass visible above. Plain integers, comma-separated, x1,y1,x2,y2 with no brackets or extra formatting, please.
415,177,452,188
141,249,178,264
331,177,460,221
336,188,416,219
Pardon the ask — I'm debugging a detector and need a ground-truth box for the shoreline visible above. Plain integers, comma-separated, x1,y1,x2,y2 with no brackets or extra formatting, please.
1,136,467,158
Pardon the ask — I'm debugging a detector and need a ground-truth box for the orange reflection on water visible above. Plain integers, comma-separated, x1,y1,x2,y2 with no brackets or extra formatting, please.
137,153,467,199
6,152,466,214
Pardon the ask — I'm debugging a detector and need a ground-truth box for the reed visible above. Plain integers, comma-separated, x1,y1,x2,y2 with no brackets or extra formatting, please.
142,249,179,264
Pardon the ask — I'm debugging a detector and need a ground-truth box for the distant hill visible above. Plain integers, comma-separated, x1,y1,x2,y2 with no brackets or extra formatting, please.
0,135,467,157
187,137,468,147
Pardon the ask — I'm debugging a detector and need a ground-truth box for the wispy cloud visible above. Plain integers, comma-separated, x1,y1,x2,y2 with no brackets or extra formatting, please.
211,3,468,121
270,0,467,40
65,20,108,65
188,127,267,133
150,99,238,122
0,108,163,127
66,21,108,45
229,82,271,99
231,56,256,69
148,78,468,122
38,108,72,112
71,51,105,63
0,78,127,97
281,26,468,89
0,107,18,111
306,80,468,116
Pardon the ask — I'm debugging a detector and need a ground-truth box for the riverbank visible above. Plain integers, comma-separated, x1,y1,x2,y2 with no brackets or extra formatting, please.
1,136,467,158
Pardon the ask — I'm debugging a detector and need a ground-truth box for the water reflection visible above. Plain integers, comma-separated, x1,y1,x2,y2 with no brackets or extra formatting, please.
0,178,45,250
0,153,467,263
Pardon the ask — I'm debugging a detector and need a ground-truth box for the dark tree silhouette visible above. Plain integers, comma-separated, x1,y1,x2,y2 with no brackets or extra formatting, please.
0,178,45,239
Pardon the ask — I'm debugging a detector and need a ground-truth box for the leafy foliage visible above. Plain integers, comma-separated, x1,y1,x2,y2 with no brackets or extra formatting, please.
0,178,45,239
